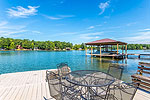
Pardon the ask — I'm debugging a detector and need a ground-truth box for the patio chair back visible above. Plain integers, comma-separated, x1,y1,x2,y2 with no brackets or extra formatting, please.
108,83,138,100
46,70,61,100
57,62,71,77
107,63,124,80
57,63,71,100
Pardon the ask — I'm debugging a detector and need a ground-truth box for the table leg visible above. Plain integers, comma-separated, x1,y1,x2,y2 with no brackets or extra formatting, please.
104,85,110,100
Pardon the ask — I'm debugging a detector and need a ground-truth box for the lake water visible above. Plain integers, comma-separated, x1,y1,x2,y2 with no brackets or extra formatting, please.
0,50,150,82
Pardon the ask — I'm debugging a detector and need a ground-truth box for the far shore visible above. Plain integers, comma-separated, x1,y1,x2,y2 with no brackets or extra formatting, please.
1,49,150,52
0,49,85,51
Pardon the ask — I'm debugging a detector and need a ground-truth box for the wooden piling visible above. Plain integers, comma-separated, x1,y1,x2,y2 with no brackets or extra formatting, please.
117,44,119,55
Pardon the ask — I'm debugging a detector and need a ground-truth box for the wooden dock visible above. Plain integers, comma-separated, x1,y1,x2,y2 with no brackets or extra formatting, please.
87,54,125,59
87,53,150,59
0,70,55,100
0,70,150,100
127,54,150,58
132,62,150,92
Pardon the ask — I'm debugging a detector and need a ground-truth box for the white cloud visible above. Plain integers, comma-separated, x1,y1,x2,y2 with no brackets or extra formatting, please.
87,26,95,29
144,28,150,31
58,15,75,18
87,24,102,30
31,31,41,34
126,22,137,26
46,16,62,20
0,21,41,37
138,28,150,32
120,31,150,44
96,24,102,26
7,6,39,18
0,21,8,26
51,32,77,37
79,32,103,40
44,14,75,20
0,25,26,30
0,30,27,37
99,1,110,15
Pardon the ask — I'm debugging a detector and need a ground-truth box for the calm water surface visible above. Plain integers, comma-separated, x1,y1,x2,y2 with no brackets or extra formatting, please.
0,50,150,82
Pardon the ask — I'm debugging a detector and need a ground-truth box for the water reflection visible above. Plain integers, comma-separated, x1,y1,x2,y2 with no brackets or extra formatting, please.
85,56,137,82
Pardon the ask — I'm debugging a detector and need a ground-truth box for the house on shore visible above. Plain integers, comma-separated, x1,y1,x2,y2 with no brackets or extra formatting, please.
16,45,23,50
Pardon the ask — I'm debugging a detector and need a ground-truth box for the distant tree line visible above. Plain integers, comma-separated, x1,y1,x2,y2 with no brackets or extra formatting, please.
1,37,150,50
0,37,86,50
112,44,150,50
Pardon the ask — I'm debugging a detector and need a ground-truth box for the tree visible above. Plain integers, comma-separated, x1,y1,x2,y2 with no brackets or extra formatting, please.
73,44,80,50
9,42,15,50
80,43,86,50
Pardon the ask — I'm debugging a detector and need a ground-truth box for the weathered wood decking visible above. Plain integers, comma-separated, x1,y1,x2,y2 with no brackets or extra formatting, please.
132,62,150,92
0,70,55,100
0,70,150,100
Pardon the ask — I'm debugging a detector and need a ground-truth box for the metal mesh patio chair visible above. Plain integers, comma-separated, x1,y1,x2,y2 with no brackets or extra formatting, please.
57,62,72,90
57,63,82,100
107,63,124,86
108,63,124,80
107,82,138,100
46,70,61,100
90,82,138,100
46,63,79,100
87,63,124,99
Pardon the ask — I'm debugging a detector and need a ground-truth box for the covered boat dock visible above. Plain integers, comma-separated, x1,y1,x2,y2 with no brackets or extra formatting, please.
85,38,128,59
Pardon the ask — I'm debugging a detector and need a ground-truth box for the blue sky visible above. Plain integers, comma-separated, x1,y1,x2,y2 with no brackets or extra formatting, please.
0,0,150,44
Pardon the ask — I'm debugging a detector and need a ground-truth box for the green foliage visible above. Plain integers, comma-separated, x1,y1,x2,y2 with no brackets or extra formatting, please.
73,44,81,50
111,44,147,50
1,37,149,50
0,37,73,50
80,43,86,50
127,44,144,50
9,42,15,50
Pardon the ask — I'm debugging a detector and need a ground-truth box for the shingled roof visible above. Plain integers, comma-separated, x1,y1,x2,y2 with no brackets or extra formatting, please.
85,38,127,45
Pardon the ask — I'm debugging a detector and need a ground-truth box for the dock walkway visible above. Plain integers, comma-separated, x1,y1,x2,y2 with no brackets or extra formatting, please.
0,70,55,100
127,54,150,58
0,70,150,100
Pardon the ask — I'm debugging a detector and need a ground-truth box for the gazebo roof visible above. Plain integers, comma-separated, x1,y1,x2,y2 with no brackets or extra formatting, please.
85,38,127,45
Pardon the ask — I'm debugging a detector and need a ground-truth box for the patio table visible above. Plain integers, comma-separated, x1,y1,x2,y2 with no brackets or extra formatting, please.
65,70,115,100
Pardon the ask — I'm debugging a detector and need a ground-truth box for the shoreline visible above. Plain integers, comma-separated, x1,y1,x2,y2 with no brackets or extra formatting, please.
0,49,150,51
0,49,85,51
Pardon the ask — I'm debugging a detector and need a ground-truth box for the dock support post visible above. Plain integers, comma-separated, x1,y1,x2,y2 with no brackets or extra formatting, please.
91,46,93,57
117,44,119,55
85,48,87,56
122,45,124,54
138,55,140,59
93,46,94,54
111,45,112,51
125,45,127,57
100,45,101,57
